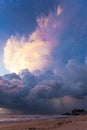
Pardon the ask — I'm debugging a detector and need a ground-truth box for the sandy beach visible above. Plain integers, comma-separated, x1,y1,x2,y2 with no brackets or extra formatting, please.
0,115,87,130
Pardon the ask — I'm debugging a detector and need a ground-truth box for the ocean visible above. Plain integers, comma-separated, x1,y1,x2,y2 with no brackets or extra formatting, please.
0,115,68,123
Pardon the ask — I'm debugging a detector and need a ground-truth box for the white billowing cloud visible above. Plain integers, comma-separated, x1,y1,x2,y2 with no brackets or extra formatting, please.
3,10,63,74
4,34,51,73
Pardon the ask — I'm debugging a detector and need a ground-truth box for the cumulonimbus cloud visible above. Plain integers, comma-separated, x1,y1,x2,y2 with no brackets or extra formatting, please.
2,0,87,114
3,6,63,74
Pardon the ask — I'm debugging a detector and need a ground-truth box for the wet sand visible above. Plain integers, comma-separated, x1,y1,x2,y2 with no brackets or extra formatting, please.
0,115,87,130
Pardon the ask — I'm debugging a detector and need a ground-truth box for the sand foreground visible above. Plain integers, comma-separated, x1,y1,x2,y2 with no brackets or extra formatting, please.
0,115,87,130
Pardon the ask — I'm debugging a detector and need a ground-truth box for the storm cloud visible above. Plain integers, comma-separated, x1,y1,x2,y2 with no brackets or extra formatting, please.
0,62,87,114
0,0,87,114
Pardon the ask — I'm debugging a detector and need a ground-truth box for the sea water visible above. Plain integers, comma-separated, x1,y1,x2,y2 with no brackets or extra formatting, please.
0,115,68,123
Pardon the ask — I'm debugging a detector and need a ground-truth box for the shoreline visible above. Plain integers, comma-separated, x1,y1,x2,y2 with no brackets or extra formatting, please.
0,114,70,123
0,115,86,130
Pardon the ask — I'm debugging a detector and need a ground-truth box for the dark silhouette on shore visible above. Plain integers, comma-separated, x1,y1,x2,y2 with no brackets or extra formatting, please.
63,109,87,115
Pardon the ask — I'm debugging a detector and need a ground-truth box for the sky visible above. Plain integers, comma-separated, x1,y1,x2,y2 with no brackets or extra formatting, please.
0,0,87,114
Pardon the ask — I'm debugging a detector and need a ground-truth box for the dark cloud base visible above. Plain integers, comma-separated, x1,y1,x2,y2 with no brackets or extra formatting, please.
0,63,87,114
